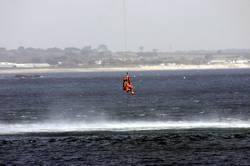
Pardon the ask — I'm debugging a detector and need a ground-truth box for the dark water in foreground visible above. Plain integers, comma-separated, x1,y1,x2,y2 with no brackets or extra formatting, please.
1,69,250,165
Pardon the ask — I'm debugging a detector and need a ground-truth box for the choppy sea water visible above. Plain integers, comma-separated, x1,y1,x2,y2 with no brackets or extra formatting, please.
1,69,250,165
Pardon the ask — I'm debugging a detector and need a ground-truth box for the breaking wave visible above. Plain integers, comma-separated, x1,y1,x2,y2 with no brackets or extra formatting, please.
1,121,250,134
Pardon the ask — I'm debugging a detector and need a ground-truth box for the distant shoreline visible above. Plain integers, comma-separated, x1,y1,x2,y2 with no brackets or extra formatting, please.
0,64,250,74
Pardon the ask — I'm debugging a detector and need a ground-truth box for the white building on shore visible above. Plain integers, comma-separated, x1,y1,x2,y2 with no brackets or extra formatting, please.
0,62,15,68
208,60,228,64
234,59,249,64
0,62,51,68
208,59,249,65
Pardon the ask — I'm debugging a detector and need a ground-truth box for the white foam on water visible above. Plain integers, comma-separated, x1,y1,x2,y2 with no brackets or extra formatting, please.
1,121,250,134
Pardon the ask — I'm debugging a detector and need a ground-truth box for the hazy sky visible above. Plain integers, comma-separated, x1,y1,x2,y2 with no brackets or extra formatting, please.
0,0,250,51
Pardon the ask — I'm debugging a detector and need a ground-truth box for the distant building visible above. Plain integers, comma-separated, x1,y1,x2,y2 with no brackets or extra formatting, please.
0,62,51,68
14,63,51,68
208,59,249,65
94,60,102,65
208,60,227,64
0,62,15,68
234,59,249,64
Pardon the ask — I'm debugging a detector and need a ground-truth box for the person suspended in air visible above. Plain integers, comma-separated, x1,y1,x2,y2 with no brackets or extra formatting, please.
123,72,135,95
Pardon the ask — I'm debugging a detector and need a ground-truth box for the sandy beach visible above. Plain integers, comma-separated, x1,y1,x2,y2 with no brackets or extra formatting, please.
0,64,250,74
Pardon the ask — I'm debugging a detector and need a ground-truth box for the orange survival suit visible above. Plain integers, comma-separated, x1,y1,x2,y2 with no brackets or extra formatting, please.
123,73,135,95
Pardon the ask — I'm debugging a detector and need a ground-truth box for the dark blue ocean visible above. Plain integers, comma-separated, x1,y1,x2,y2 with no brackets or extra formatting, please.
1,69,250,165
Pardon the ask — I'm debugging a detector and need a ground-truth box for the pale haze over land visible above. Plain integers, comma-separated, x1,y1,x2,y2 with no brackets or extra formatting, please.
0,0,249,51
